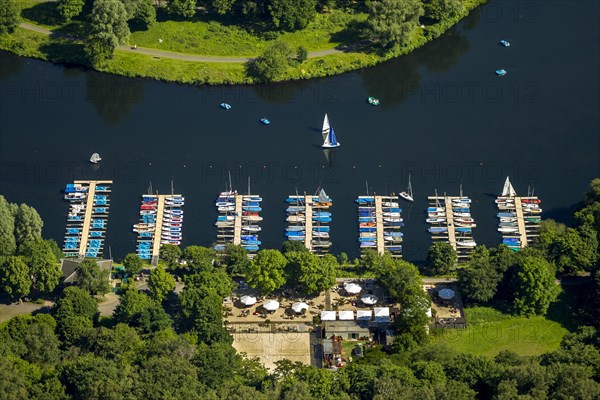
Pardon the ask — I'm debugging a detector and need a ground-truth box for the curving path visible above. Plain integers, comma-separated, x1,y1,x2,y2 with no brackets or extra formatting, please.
19,22,341,63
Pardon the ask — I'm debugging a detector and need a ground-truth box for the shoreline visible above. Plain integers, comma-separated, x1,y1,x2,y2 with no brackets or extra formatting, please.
0,1,486,85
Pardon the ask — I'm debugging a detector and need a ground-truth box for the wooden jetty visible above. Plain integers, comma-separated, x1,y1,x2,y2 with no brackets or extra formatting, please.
215,191,262,256
496,177,542,251
357,195,402,258
63,180,112,259
304,195,313,251
427,195,476,260
233,195,243,245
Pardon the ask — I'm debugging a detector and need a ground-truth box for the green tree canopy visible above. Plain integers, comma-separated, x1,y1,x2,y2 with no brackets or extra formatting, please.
183,246,216,273
286,251,337,294
0,0,20,34
0,195,17,256
76,259,111,295
160,243,182,268
367,0,424,48
222,243,250,276
57,0,85,23
123,253,144,276
269,0,317,31
458,246,503,304
179,286,231,344
148,265,176,302
510,255,559,316
54,286,98,323
168,0,196,18
121,0,156,28
427,242,457,275
14,204,43,248
423,0,464,21
245,249,287,294
251,41,294,82
185,268,234,298
19,239,61,293
113,288,172,335
282,240,309,254
0,256,31,300
85,0,130,64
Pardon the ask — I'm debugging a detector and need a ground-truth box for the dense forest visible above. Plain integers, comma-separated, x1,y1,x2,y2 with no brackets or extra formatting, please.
1,178,599,399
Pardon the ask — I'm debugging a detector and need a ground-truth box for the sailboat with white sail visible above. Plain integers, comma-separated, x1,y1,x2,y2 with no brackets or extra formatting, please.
399,174,414,202
321,114,340,148
90,153,101,164
500,176,517,198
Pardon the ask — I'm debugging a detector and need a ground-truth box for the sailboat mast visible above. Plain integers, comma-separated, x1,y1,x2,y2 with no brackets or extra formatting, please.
408,174,413,197
365,180,369,196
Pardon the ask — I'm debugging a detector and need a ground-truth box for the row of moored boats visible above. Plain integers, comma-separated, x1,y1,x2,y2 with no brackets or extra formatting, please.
356,196,404,256
285,189,333,253
427,194,477,256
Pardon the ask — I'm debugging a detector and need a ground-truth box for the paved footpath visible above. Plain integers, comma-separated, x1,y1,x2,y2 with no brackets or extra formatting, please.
19,22,341,63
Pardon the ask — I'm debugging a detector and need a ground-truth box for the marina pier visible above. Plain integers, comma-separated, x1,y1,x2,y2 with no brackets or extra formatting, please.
285,189,333,255
63,180,113,258
496,178,542,250
427,194,477,260
357,195,403,257
133,193,184,265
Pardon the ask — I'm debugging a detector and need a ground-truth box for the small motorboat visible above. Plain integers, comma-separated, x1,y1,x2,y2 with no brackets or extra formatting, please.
367,96,380,106
496,69,507,76
220,102,232,110
500,39,510,47
260,117,270,125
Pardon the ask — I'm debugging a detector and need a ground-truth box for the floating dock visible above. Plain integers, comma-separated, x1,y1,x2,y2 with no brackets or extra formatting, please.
427,195,477,260
356,195,403,257
63,180,112,258
215,191,262,257
496,177,542,251
285,189,332,255
133,194,184,266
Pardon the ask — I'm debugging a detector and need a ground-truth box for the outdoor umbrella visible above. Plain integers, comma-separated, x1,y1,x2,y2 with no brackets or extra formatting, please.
263,299,280,311
240,295,257,306
438,288,455,300
291,302,309,313
360,294,378,305
344,282,362,294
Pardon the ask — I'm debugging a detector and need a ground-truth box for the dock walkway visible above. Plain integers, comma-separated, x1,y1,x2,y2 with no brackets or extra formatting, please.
304,195,313,251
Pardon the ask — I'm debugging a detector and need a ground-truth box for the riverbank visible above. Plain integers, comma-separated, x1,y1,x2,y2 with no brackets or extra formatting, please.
1,0,487,85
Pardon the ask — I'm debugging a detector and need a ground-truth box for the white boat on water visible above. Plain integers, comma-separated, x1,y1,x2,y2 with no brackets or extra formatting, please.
90,153,101,164
244,215,263,222
426,218,446,224
400,174,414,202
242,226,261,232
383,212,401,217
321,114,340,148
457,240,477,247
287,215,306,222
384,202,399,207
498,227,519,233
453,212,471,218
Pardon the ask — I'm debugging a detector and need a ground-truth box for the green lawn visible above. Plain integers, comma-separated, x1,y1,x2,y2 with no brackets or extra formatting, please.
433,307,568,357
130,10,366,57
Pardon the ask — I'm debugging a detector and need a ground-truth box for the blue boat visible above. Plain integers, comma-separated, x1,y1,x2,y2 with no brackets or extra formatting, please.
359,237,376,242
429,227,448,233
288,236,305,241
220,102,232,110
496,69,507,76
456,227,472,233
386,231,403,237
453,208,470,213
286,226,306,232
313,212,332,217
497,212,516,218
385,222,405,227
360,227,377,233
243,201,261,207
241,235,258,241
286,231,305,237
243,206,262,212
242,240,261,246
500,39,510,47
313,216,332,223
260,117,270,125
359,217,376,222
313,226,330,232
387,246,403,252
356,197,375,203
383,207,402,213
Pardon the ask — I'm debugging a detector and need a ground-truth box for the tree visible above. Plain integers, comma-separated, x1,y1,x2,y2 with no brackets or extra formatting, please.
245,249,287,294
19,239,61,293
114,289,172,334
282,240,309,254
193,342,242,389
148,265,175,302
209,0,236,15
54,286,98,323
412,361,446,386
268,0,317,31
185,268,234,298
251,41,294,82
86,323,144,364
427,242,456,275
59,315,94,347
423,0,464,22
179,286,231,344
183,246,216,273
57,0,85,23
286,251,337,294
458,246,503,304
76,259,111,295
122,0,156,28
85,0,130,64
222,243,249,276
584,178,600,205
23,322,61,365
367,0,424,48
0,256,31,300
123,253,144,276
0,0,20,34
0,195,16,256
14,204,43,248
167,0,196,18
510,255,559,316
160,244,182,268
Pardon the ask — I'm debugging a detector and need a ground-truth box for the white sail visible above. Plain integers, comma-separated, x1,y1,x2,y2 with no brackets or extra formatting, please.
322,114,330,142
318,188,328,203
90,153,101,163
501,176,517,197
408,174,413,197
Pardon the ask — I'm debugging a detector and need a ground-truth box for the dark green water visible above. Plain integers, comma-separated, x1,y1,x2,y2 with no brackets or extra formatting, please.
1,0,598,261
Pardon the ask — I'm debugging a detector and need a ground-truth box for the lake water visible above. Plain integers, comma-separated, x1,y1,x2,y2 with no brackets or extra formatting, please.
1,0,598,262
